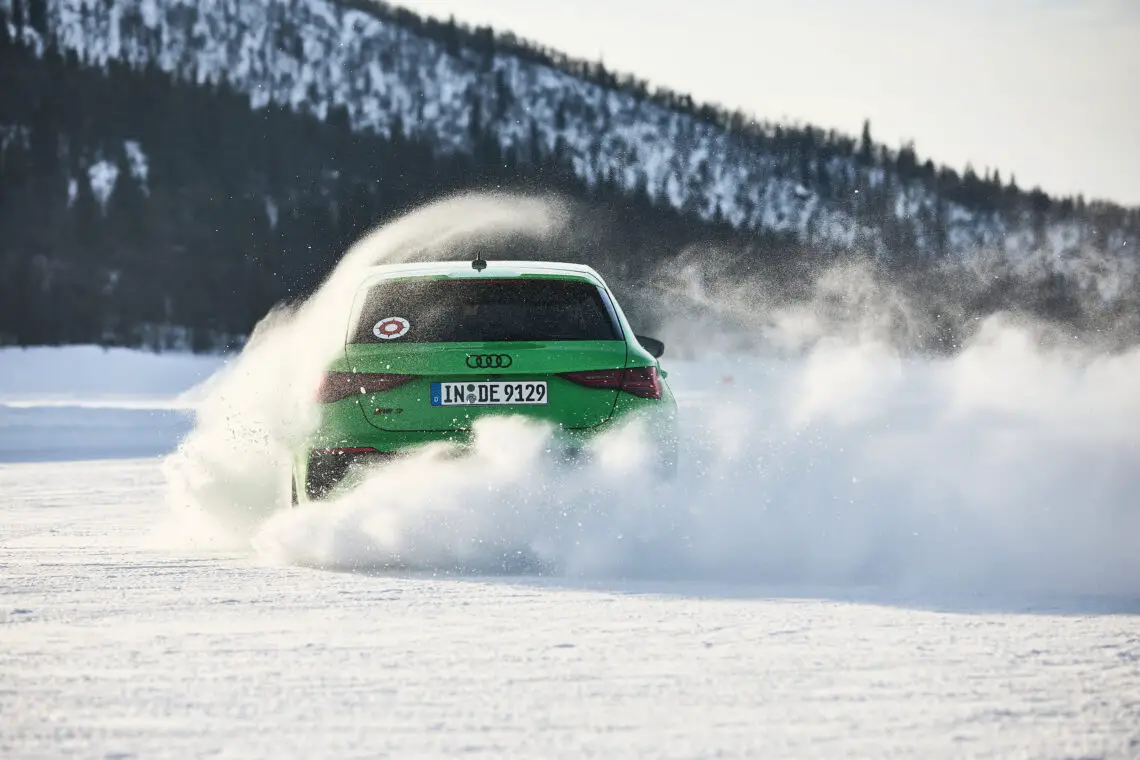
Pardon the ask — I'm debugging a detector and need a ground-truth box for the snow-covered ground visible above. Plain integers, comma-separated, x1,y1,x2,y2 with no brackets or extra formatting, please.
0,345,224,404
2,456,1138,758
2,201,1139,756
0,345,223,463
2,342,1140,758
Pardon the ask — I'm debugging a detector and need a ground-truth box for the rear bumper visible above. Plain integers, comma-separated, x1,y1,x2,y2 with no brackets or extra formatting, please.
293,383,677,501
295,425,606,501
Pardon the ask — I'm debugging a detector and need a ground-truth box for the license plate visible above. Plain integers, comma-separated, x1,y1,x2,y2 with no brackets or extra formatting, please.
430,381,548,406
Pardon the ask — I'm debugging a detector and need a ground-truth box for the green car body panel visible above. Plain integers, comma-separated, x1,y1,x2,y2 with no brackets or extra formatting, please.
292,261,678,502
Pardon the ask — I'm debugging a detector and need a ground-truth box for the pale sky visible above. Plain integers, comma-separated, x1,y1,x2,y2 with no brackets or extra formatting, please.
390,0,1140,206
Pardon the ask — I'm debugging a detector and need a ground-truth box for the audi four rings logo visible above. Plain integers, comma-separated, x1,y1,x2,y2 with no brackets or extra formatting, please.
466,354,513,369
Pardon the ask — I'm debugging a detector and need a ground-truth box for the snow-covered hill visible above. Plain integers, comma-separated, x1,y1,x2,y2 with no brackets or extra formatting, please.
6,0,1136,262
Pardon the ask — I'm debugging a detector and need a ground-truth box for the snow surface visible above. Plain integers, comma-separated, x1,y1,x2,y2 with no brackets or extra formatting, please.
0,345,223,463
3,194,1140,757
4,460,1140,759
0,345,224,406
2,342,1140,757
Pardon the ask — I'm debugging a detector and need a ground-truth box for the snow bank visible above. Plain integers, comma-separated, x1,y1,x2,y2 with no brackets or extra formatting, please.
0,345,226,462
0,345,226,405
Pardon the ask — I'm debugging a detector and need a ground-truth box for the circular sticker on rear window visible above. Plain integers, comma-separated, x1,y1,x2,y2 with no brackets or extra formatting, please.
373,316,410,340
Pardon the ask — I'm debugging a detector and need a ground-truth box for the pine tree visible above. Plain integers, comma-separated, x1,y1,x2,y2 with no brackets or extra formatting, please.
28,0,47,35
11,0,26,31
494,69,513,121
0,10,12,56
858,119,874,165
896,141,917,178
441,15,460,56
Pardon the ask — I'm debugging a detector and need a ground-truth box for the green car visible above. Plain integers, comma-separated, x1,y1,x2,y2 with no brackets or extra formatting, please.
292,258,678,502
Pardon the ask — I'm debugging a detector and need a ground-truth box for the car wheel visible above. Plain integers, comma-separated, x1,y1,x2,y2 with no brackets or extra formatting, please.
305,452,349,501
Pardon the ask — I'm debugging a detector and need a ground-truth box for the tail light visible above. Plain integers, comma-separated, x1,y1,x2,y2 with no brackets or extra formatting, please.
559,366,662,400
620,366,662,399
316,372,416,403
559,369,624,390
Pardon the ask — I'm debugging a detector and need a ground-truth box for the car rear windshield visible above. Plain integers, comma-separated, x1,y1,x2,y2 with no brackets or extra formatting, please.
350,278,622,343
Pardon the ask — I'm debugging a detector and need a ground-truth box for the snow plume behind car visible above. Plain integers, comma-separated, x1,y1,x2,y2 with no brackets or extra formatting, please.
160,192,568,543
159,192,1140,601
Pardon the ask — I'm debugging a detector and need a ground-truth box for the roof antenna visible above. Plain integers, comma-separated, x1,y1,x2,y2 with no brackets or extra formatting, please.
471,253,488,272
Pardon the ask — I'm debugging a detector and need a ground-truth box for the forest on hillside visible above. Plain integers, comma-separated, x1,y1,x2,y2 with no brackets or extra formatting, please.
0,27,794,349
1,0,1137,353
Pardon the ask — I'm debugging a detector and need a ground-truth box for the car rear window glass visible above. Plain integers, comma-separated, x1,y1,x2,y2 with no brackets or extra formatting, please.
350,278,622,343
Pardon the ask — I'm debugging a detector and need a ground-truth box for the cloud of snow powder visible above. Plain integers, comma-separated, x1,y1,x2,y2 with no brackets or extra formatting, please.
159,191,568,547
162,192,1140,600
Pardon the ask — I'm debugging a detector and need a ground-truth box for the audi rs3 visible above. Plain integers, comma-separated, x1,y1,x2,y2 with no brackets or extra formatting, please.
291,258,678,502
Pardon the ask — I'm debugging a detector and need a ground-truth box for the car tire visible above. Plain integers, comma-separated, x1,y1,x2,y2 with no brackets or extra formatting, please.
305,452,349,501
